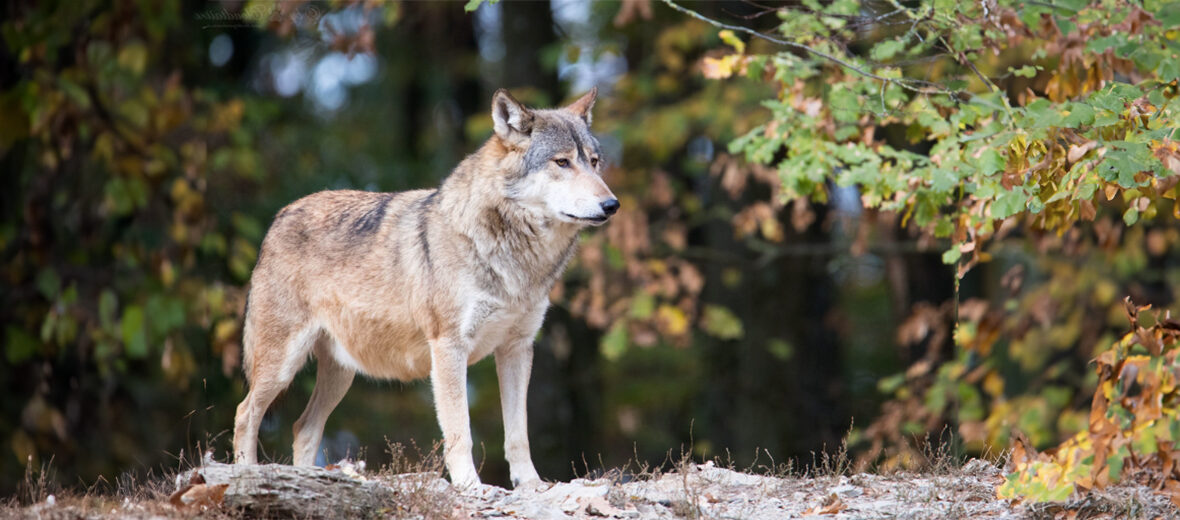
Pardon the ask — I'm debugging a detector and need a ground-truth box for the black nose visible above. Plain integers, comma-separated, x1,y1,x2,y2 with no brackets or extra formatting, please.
600,198,620,216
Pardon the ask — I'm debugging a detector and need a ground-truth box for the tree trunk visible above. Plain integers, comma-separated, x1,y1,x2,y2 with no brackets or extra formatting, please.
174,461,448,518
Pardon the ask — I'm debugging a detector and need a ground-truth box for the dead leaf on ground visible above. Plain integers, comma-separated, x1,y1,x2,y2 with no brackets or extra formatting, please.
169,472,203,508
181,483,229,509
169,473,228,511
803,493,846,516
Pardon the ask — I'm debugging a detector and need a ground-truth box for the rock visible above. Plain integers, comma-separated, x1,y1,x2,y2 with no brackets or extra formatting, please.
693,462,767,487
537,480,610,512
831,483,863,498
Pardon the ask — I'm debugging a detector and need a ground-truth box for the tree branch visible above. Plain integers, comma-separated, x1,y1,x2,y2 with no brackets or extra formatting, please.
660,0,954,96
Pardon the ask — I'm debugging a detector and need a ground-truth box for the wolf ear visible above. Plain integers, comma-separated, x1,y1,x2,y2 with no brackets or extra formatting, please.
564,87,597,125
492,89,533,139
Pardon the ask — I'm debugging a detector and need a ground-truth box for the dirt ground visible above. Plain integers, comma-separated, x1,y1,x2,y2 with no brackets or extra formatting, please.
8,459,1178,519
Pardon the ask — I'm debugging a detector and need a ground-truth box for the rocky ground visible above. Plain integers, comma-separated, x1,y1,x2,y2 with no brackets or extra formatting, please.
9,459,1178,519
452,460,1173,519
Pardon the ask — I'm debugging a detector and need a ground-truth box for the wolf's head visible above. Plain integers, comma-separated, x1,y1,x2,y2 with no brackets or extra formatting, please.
491,88,619,226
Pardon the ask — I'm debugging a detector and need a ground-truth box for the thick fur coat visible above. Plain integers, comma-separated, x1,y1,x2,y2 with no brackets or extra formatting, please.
232,88,616,488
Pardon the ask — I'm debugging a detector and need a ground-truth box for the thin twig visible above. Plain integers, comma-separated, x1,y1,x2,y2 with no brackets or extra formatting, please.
938,35,1016,125
1025,1,1080,12
661,0,953,96
738,0,908,27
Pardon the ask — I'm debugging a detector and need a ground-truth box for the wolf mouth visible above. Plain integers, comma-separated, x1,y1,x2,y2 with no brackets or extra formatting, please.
564,213,609,224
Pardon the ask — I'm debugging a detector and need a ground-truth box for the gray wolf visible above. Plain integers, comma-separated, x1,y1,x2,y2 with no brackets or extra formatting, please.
231,88,616,489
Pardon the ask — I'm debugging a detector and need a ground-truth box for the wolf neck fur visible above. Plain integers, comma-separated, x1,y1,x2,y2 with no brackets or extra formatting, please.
435,138,580,294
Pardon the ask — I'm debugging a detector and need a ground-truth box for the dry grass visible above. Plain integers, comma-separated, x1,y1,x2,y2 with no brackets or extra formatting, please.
1,438,458,519
374,439,459,519
4,431,1178,520
2,448,243,519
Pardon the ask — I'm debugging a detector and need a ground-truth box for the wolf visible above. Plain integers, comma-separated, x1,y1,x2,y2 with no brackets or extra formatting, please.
231,88,616,488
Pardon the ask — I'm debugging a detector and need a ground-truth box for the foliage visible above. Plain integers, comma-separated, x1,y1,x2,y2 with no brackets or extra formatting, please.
999,299,1180,505
4,0,795,490
0,0,403,490
697,0,1180,272
1,0,259,470
684,0,1180,501
14,0,1180,499
557,15,770,352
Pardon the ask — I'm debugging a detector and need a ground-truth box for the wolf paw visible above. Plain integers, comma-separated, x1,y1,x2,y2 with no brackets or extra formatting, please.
448,468,481,490
511,478,548,493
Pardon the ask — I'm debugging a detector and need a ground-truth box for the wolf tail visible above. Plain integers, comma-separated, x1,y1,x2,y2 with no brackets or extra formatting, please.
241,289,254,384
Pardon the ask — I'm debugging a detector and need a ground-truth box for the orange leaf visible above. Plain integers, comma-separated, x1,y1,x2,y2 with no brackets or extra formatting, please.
803,494,846,516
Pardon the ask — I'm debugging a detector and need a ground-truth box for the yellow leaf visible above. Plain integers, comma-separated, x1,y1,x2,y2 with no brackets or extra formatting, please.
718,30,745,54
983,371,1004,397
213,319,237,344
656,304,689,336
701,56,735,79
1104,184,1119,201
116,42,148,76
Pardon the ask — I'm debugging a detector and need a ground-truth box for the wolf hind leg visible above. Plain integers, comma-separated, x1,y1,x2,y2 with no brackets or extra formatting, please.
233,323,320,465
292,335,356,466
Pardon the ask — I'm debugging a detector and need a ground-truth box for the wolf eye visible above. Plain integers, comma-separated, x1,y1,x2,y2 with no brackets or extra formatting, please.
554,158,570,168
590,157,599,167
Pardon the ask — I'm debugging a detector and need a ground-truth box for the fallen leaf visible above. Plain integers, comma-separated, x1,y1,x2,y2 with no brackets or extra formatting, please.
182,483,228,509
803,493,846,516
169,472,205,508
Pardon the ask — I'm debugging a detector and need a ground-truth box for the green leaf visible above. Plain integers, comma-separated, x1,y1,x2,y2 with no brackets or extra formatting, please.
767,339,794,361
57,78,91,109
878,373,905,394
930,167,959,193
118,99,150,129
992,188,1027,219
630,291,655,319
1123,207,1139,226
1010,65,1039,78
121,305,148,359
828,86,861,124
701,305,744,340
1102,143,1157,187
1093,111,1120,127
146,295,185,338
1024,98,1061,129
464,0,493,12
1061,103,1095,127
942,246,962,264
1108,448,1127,483
232,212,264,242
600,322,628,361
35,268,60,300
99,289,118,331
116,42,148,76
933,216,954,237
1086,33,1126,53
870,39,906,61
979,148,1006,175
5,326,39,364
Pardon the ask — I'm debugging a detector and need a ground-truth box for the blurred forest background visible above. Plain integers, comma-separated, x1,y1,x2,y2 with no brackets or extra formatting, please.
4,0,1180,499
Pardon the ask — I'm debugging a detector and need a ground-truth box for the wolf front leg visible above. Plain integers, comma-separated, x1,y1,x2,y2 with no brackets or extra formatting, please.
495,339,541,488
429,337,481,488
